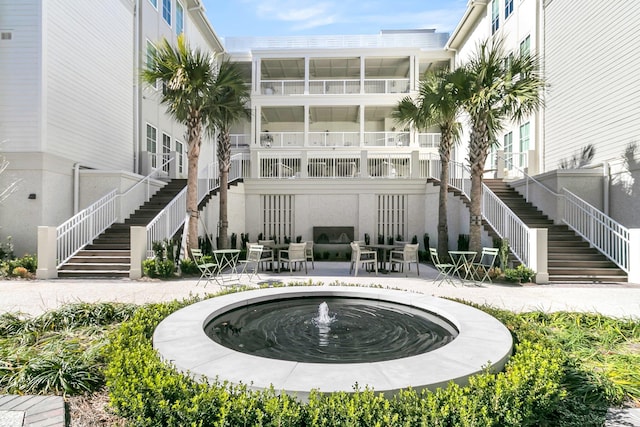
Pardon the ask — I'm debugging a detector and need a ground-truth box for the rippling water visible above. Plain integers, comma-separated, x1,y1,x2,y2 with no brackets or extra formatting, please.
204,297,458,363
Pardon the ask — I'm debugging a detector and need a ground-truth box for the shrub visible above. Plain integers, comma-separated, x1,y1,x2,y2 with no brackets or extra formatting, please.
11,266,30,278
104,297,567,426
504,264,535,283
179,258,199,275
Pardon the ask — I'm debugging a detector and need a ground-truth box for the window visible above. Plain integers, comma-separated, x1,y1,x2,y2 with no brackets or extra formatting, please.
491,0,500,34
146,41,157,89
176,1,184,35
504,132,513,169
163,0,171,26
162,133,171,172
175,140,184,174
505,0,514,19
148,0,157,8
146,124,158,168
519,122,530,168
520,35,531,57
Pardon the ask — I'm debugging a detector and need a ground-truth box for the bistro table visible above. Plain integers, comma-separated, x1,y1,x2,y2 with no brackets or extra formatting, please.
261,242,289,272
213,249,241,286
449,250,478,282
364,243,400,273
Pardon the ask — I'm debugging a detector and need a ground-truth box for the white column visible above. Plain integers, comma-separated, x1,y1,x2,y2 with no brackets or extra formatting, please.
628,229,640,284
36,226,58,279
129,226,147,279
529,228,549,284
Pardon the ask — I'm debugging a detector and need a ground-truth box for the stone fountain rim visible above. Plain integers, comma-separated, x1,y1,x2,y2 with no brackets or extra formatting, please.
153,286,513,400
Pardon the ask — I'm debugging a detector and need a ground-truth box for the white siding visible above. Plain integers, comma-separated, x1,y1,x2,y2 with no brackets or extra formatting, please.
544,0,640,170
43,0,134,170
0,0,41,151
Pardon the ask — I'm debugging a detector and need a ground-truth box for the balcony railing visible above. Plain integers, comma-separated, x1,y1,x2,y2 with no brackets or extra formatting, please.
259,78,410,95
258,131,422,148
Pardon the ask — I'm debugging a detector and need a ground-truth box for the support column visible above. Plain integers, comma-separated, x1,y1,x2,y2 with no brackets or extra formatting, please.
36,226,58,279
410,150,420,179
529,228,549,284
130,226,147,279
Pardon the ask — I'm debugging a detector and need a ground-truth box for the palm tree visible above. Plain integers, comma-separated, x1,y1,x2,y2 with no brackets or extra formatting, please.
461,38,544,253
141,34,215,255
206,59,250,249
393,69,465,258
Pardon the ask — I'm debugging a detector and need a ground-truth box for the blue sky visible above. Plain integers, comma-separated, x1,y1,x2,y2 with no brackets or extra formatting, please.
203,0,468,39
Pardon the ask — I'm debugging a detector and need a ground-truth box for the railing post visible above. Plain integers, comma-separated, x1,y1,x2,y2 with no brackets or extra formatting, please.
496,149,505,179
410,150,420,179
36,226,58,279
628,229,640,284
360,150,368,177
529,228,549,284
130,226,147,279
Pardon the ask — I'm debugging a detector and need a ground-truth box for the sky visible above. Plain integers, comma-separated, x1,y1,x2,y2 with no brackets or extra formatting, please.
202,0,468,39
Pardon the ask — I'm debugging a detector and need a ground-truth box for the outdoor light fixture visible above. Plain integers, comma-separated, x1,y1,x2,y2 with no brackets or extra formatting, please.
28,193,36,199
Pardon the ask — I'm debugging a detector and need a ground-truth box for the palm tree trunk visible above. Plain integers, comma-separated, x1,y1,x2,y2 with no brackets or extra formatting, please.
437,132,452,260
217,130,231,249
468,122,489,254
186,114,202,255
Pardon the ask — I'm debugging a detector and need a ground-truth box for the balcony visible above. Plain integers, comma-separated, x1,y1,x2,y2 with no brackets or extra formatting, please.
256,131,437,148
260,78,411,95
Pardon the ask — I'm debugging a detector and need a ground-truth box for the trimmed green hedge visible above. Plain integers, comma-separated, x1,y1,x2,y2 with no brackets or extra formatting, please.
104,295,566,426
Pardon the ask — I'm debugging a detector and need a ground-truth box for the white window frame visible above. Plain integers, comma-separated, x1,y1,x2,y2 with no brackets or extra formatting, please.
504,131,513,169
162,133,171,172
519,122,530,168
146,124,158,168
148,0,158,9
175,140,184,174
491,0,500,34
520,35,531,57
505,0,514,19
176,1,184,35
162,0,172,26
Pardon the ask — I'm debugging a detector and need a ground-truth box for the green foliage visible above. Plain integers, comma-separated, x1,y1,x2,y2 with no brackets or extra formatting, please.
179,258,199,275
0,236,14,261
504,264,535,283
457,234,470,251
2,253,38,278
0,302,136,396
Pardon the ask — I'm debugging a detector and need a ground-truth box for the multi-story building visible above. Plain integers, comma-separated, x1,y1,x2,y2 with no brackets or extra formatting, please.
0,0,222,256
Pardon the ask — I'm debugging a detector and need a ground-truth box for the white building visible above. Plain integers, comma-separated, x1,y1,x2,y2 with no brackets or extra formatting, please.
0,0,222,256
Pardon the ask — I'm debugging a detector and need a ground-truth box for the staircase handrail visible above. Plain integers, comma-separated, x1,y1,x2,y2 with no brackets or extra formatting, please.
562,188,630,272
53,157,175,267
421,153,471,199
497,154,629,272
56,189,118,267
481,183,531,266
145,154,245,257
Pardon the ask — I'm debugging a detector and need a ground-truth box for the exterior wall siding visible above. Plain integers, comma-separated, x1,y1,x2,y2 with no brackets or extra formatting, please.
44,0,134,170
544,0,640,170
0,0,42,152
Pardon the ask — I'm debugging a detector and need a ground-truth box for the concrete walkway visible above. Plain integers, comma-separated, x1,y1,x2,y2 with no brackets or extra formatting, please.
0,262,639,426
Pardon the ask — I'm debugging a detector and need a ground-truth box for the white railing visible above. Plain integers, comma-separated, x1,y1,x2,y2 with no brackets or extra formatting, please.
54,156,174,267
482,184,531,265
363,132,410,147
307,157,361,178
260,132,304,148
417,133,441,148
145,154,246,257
363,78,410,94
368,154,411,178
308,132,360,147
261,80,305,95
230,134,250,148
259,78,410,95
562,188,630,272
309,79,361,94
56,190,118,267
419,153,471,198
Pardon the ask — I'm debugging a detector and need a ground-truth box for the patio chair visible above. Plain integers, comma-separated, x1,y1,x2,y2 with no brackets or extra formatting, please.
191,248,218,286
349,241,378,276
389,243,420,276
429,248,456,286
305,241,315,269
257,240,275,271
279,242,308,274
238,244,263,282
472,247,499,284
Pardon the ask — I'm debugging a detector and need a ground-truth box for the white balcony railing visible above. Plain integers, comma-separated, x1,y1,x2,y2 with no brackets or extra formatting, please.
259,78,410,95
417,133,441,148
258,131,415,148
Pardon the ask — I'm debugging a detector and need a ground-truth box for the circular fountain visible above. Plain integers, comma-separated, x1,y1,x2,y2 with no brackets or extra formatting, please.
154,286,513,400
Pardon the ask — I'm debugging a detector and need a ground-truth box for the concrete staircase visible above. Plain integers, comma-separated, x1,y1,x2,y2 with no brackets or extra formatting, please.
57,179,187,278
484,179,627,283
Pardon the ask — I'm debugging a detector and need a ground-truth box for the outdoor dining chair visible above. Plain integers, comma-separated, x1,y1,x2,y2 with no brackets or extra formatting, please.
278,242,308,274
191,248,218,286
257,240,276,271
305,241,315,269
349,241,378,276
389,243,420,276
472,247,499,284
238,244,263,282
429,248,456,286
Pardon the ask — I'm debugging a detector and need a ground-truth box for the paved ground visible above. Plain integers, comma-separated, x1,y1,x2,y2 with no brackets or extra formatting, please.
0,261,639,426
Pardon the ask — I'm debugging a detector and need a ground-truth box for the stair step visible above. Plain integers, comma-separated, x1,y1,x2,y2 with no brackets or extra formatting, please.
58,270,130,278
68,256,131,263
549,275,628,283
549,260,617,268
60,263,130,271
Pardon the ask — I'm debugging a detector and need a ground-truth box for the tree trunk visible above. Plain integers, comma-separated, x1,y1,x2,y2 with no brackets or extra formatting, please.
468,122,489,254
217,130,231,249
437,131,452,260
186,114,202,256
